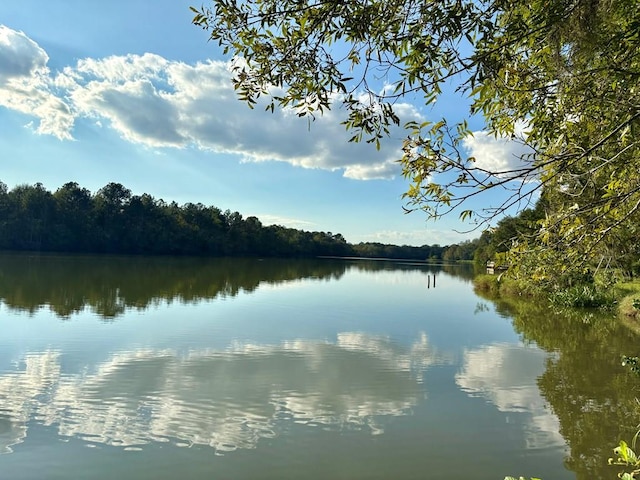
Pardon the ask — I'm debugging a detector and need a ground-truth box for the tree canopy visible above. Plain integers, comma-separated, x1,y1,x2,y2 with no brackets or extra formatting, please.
0,181,352,257
192,0,640,280
0,180,471,261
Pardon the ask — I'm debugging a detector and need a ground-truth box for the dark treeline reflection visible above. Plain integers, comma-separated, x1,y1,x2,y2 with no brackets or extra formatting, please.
0,254,462,319
475,289,640,480
0,254,349,318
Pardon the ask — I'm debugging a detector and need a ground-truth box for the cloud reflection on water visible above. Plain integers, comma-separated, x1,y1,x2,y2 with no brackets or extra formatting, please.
455,343,565,450
0,332,447,454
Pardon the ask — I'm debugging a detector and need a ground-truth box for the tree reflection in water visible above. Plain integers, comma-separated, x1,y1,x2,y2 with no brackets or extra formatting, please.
475,288,640,480
0,254,462,319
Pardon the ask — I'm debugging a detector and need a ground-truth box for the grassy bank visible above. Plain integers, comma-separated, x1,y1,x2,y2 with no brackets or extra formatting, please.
473,273,534,298
474,274,640,325
613,281,640,334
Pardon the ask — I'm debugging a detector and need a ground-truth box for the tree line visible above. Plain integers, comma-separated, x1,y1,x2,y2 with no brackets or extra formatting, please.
0,181,475,260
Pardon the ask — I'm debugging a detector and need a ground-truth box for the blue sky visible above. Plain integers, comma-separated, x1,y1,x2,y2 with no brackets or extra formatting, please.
0,0,529,246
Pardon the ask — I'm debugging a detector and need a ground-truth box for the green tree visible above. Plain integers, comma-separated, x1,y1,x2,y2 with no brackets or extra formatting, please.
473,230,494,267
192,0,640,280
93,183,132,252
7,183,55,250
53,182,94,251
123,193,164,253
0,181,9,248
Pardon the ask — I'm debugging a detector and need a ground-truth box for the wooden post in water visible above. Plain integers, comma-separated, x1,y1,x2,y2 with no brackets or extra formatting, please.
427,276,431,288
433,275,436,287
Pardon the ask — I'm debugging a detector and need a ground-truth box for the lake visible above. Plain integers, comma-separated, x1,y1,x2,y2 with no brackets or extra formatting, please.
0,253,637,479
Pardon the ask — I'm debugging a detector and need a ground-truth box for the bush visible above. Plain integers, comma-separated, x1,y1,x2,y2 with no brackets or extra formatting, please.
549,284,615,309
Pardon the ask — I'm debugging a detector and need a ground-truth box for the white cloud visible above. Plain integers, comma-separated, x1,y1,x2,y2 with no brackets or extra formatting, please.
0,26,423,180
343,160,399,180
70,77,186,147
359,229,475,246
253,214,317,230
0,25,48,81
463,127,534,174
0,26,74,139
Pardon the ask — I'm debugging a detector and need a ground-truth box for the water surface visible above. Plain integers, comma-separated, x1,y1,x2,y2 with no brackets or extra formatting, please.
0,254,636,479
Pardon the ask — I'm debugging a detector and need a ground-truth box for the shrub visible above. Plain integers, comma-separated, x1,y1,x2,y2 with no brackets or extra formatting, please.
549,284,615,309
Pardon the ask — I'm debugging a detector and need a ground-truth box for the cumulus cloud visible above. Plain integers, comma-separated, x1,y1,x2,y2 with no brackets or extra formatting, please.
0,26,74,139
463,127,534,175
0,25,48,80
0,26,424,180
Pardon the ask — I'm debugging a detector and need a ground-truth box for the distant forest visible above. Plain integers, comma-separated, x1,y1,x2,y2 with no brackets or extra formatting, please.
0,181,480,260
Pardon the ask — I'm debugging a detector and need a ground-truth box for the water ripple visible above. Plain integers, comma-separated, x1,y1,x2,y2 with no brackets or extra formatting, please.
0,333,438,454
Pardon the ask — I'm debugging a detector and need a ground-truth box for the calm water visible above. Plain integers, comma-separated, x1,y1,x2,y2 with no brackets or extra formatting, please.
0,254,638,479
